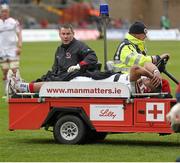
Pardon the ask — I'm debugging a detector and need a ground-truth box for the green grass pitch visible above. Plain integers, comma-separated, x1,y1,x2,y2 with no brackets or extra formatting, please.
0,40,180,162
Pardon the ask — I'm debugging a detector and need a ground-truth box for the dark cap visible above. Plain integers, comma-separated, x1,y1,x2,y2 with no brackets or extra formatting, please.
129,21,147,34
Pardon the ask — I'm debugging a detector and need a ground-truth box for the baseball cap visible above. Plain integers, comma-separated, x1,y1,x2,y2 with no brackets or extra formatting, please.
129,21,147,35
0,4,9,11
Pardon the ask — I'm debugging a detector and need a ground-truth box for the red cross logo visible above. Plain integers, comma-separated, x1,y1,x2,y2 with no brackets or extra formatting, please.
148,105,163,119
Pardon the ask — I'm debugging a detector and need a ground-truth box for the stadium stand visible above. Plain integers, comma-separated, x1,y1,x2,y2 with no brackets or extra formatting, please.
9,0,101,29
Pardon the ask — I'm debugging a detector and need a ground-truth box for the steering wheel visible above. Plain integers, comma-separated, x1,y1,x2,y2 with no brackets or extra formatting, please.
155,55,179,85
155,55,169,73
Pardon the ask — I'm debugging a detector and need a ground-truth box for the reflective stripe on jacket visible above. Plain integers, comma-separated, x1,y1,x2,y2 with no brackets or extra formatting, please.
113,33,152,73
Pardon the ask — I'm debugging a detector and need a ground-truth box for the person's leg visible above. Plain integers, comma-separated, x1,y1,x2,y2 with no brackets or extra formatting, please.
8,74,44,93
9,80,44,93
17,82,43,93
0,61,10,96
9,59,21,78
5,60,43,94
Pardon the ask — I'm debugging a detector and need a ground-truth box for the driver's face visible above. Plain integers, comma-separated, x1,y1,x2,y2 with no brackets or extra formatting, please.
134,33,147,41
134,28,148,41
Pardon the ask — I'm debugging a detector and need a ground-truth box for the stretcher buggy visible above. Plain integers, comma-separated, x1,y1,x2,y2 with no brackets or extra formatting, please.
8,81,177,144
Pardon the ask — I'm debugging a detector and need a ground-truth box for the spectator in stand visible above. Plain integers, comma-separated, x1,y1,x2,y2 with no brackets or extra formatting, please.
160,16,171,29
0,4,22,98
87,1,104,39
60,0,67,5
24,0,31,4
33,0,41,5
110,18,123,29
40,19,49,28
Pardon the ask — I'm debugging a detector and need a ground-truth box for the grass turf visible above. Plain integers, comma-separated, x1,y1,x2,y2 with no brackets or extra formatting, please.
0,40,180,162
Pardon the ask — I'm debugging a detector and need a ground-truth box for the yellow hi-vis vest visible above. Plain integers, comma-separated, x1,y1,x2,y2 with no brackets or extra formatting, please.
113,33,152,73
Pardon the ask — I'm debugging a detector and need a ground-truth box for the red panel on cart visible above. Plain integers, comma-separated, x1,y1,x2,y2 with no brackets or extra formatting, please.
9,98,50,130
134,98,175,128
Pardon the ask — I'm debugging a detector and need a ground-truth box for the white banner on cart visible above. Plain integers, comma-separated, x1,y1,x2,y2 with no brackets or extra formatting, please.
90,104,124,121
39,81,131,98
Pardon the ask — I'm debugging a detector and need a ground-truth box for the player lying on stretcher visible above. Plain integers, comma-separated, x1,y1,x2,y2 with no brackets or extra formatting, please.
7,62,162,94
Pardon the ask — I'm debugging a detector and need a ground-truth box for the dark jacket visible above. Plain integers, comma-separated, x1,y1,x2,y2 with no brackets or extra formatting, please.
36,38,99,81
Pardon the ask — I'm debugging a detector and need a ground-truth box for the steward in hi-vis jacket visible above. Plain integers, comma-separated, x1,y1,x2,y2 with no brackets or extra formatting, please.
112,21,171,93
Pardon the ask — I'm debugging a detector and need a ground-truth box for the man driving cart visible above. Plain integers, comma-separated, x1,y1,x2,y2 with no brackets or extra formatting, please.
111,21,171,94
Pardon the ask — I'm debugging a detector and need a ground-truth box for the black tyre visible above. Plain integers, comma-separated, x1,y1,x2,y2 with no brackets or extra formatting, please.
94,132,107,140
86,129,107,142
53,115,86,144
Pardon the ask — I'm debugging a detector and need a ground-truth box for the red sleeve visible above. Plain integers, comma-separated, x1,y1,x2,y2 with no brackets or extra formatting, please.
79,61,88,66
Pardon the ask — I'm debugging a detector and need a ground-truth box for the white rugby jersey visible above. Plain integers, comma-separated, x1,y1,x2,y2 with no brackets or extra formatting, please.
0,17,21,52
71,74,151,94
71,73,132,91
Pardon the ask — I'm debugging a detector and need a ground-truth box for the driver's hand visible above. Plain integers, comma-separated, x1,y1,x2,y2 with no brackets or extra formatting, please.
160,53,170,60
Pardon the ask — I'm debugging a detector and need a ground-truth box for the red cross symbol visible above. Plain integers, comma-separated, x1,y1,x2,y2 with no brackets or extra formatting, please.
148,105,162,119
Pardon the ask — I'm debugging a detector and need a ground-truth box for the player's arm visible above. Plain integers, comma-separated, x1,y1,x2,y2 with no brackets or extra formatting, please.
17,31,22,54
68,43,98,73
16,20,22,55
129,65,153,82
130,64,161,88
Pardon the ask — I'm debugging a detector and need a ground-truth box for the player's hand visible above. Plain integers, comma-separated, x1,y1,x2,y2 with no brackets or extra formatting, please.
153,69,161,79
16,47,22,55
67,64,80,73
150,75,161,88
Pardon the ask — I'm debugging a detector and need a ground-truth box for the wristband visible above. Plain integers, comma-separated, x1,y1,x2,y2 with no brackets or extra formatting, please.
153,69,159,74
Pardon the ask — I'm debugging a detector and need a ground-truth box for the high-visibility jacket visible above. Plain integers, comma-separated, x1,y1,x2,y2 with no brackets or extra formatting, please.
113,33,152,73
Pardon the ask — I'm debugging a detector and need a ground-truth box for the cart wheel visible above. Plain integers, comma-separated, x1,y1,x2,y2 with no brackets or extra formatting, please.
94,132,107,140
86,130,107,142
53,115,86,144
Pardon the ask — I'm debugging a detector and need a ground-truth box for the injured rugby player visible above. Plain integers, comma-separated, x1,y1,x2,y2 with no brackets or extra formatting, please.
7,62,162,94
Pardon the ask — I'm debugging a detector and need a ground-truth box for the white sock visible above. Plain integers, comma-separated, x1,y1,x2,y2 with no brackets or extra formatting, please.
17,82,30,93
15,69,21,80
